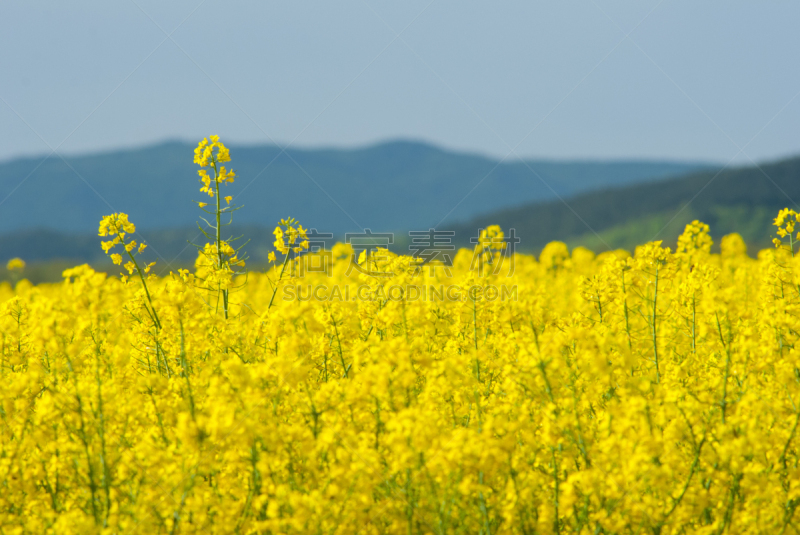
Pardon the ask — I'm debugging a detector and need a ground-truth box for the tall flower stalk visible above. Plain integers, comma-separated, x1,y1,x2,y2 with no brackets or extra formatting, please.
99,213,160,329
193,136,247,319
267,217,309,311
98,213,172,374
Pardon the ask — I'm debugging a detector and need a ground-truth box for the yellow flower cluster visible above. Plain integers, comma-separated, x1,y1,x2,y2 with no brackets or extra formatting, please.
273,217,309,255
773,208,800,253
98,213,153,275
5,258,25,271
194,241,246,291
3,214,800,534
195,136,235,198
194,135,231,167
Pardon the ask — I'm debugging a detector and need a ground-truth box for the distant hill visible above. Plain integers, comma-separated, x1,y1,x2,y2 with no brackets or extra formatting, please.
0,140,713,237
4,153,797,280
0,224,286,265
446,155,800,254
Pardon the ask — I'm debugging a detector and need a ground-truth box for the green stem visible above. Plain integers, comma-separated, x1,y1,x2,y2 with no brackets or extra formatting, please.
119,232,161,330
621,269,633,376
332,319,348,378
94,358,112,527
691,292,697,355
660,438,705,526
551,448,560,534
212,160,229,319
66,357,100,525
779,399,800,471
651,264,660,383
268,250,292,311
716,312,731,424
472,292,479,350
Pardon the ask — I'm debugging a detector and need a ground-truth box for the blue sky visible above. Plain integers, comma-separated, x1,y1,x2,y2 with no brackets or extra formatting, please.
1,0,798,164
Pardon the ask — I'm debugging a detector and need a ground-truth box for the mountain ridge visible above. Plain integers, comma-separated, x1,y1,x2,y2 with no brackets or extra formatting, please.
0,139,715,236
445,155,800,253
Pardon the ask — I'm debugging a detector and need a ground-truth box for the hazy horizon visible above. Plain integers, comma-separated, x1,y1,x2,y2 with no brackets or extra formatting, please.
0,136,732,167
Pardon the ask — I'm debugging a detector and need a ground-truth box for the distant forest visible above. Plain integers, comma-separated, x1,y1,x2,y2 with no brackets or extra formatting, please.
446,155,800,254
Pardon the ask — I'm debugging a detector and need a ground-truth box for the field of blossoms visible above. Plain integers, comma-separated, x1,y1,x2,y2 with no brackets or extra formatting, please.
2,138,800,534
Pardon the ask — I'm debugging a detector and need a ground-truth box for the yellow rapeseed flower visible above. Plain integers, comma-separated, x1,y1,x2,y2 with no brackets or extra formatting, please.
6,258,24,271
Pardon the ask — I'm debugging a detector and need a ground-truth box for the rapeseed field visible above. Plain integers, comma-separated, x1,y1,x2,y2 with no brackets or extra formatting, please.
1,138,799,534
